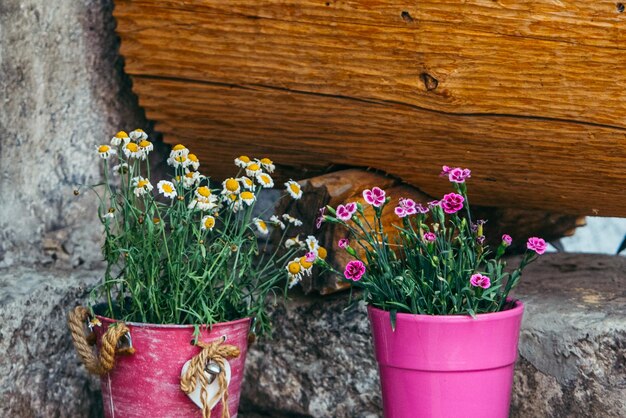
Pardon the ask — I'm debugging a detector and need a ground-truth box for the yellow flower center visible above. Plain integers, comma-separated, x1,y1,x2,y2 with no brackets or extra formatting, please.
137,180,149,188
185,172,195,178
153,217,160,224
135,129,145,133
115,131,128,138
238,155,250,163
228,194,237,201
173,144,186,151
318,247,328,259
247,163,260,171
162,183,174,193
175,155,187,163
188,153,199,162
126,143,139,152
240,191,254,200
260,158,273,165
257,220,267,230
98,145,110,153
288,261,301,275
225,179,239,192
299,257,313,269
139,140,151,148
244,178,253,187
197,186,211,197
290,183,301,194
260,174,270,184
204,217,215,229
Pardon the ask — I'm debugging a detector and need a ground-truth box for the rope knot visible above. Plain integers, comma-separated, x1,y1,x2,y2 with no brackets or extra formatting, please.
67,306,134,376
180,336,241,418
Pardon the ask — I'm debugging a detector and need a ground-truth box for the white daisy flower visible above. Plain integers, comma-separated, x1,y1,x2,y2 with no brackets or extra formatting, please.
200,215,216,231
129,128,148,142
182,170,202,189
259,158,275,173
110,131,130,146
284,180,303,200
222,178,241,195
240,191,256,206
103,212,115,220
245,161,262,178
239,176,256,191
305,235,320,254
167,154,188,168
188,195,219,211
270,215,286,231
253,218,269,236
256,172,274,188
299,255,314,277
170,144,189,159
112,163,128,176
187,153,200,170
223,193,244,212
97,145,115,159
123,142,143,159
234,155,251,168
282,214,303,227
138,140,154,158
132,177,153,197
285,235,303,249
286,258,304,288
157,180,177,199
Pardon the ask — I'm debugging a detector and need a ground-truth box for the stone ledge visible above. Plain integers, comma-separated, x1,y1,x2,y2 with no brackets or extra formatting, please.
0,254,623,417
240,253,626,417
0,267,101,418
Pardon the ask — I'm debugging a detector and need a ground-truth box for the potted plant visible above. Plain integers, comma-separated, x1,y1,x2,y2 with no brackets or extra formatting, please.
315,166,546,418
68,129,314,418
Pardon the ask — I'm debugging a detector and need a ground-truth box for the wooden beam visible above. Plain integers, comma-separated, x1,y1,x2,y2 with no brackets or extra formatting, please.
113,0,626,216
131,76,624,216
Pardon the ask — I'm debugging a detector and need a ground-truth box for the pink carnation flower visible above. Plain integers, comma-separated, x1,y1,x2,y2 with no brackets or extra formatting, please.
315,207,326,229
415,203,429,214
305,252,317,262
338,238,350,249
502,234,512,247
394,206,407,218
441,193,465,214
336,202,357,221
394,198,418,218
470,273,491,289
344,260,366,281
448,167,471,184
363,187,386,207
440,165,452,176
527,237,547,255
423,232,437,243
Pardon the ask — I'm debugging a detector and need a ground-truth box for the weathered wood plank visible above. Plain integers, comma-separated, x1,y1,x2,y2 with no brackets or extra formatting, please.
130,76,626,216
115,1,626,126
113,0,626,216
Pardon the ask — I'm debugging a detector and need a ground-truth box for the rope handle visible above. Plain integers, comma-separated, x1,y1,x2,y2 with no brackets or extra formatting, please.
180,337,241,418
67,306,135,375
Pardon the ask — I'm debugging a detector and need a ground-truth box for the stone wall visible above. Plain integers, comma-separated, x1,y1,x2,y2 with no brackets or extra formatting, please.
0,0,147,269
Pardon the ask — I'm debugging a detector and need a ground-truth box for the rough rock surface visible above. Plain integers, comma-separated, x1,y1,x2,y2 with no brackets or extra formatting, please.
0,0,148,269
240,253,626,417
0,267,101,418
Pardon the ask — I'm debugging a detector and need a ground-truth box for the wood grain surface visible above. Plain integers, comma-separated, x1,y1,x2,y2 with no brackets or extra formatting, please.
113,0,626,216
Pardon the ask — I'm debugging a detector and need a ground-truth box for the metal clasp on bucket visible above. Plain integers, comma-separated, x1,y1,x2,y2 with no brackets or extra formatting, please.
116,331,133,351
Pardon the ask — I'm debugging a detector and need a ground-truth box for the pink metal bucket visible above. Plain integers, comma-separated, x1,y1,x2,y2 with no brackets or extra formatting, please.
368,301,524,418
94,315,251,418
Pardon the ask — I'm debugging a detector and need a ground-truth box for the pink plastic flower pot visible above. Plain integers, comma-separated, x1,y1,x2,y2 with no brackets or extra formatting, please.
368,301,524,418
94,315,251,418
